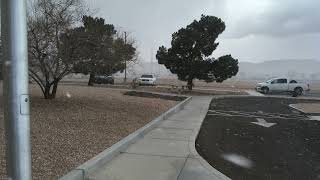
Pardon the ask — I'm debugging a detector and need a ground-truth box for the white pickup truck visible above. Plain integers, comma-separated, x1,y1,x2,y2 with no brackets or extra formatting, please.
256,78,310,96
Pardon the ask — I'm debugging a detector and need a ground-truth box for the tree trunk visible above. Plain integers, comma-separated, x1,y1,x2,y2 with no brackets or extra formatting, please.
187,79,193,90
88,72,95,86
44,84,51,99
43,81,59,99
50,81,58,99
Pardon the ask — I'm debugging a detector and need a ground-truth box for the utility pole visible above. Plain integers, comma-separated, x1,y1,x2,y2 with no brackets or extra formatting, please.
150,48,153,74
1,0,32,179
124,32,127,83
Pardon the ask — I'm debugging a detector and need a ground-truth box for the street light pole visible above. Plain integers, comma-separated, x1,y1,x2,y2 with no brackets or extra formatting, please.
1,0,32,179
124,31,127,83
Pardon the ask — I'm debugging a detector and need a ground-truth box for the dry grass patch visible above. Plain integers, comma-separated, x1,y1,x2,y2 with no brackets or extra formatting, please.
0,84,177,180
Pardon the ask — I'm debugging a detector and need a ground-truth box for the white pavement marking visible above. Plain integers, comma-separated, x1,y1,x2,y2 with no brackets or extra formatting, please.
245,90,265,96
208,110,306,120
221,153,253,169
309,116,320,121
251,118,276,128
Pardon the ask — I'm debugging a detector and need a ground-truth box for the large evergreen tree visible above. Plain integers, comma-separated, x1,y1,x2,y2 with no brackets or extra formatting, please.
156,15,239,90
73,16,136,86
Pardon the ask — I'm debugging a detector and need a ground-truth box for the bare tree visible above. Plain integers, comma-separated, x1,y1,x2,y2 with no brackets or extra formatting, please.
115,31,140,81
27,0,87,99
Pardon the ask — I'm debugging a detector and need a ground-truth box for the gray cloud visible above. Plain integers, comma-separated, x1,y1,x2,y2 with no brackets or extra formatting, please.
226,0,320,38
89,0,214,61
88,0,320,62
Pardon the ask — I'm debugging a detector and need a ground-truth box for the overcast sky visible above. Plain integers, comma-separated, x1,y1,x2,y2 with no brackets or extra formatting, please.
88,0,320,63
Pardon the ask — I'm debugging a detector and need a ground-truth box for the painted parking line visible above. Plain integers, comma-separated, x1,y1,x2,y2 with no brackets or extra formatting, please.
309,116,320,121
207,109,307,120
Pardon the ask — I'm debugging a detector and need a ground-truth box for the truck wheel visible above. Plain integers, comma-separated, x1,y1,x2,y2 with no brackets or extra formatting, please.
261,87,269,94
294,87,303,96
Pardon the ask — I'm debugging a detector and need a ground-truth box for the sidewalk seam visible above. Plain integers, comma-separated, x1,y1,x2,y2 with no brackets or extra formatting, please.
147,137,190,142
119,152,188,159
176,155,190,180
158,127,194,130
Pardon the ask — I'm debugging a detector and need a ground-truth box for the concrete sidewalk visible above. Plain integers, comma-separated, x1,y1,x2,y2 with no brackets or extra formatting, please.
245,90,265,96
290,103,320,114
88,96,228,180
289,103,320,121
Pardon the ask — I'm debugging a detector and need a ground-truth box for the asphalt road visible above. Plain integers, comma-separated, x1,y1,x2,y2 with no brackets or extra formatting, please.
196,97,320,180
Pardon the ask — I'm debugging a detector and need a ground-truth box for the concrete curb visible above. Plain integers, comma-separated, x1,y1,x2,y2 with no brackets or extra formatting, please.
188,96,231,180
289,104,306,115
288,104,320,116
58,96,192,180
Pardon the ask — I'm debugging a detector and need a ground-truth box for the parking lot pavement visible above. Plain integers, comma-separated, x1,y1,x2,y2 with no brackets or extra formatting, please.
196,96,320,180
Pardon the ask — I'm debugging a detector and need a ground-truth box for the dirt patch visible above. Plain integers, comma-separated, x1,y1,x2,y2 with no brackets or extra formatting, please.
0,84,177,180
196,97,320,180
123,91,186,101
86,83,247,96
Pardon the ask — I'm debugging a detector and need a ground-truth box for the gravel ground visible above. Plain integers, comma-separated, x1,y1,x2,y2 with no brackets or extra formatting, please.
0,84,177,180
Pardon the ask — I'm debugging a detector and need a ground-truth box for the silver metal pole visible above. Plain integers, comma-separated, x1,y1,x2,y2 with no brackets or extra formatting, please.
124,32,127,83
1,0,32,179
